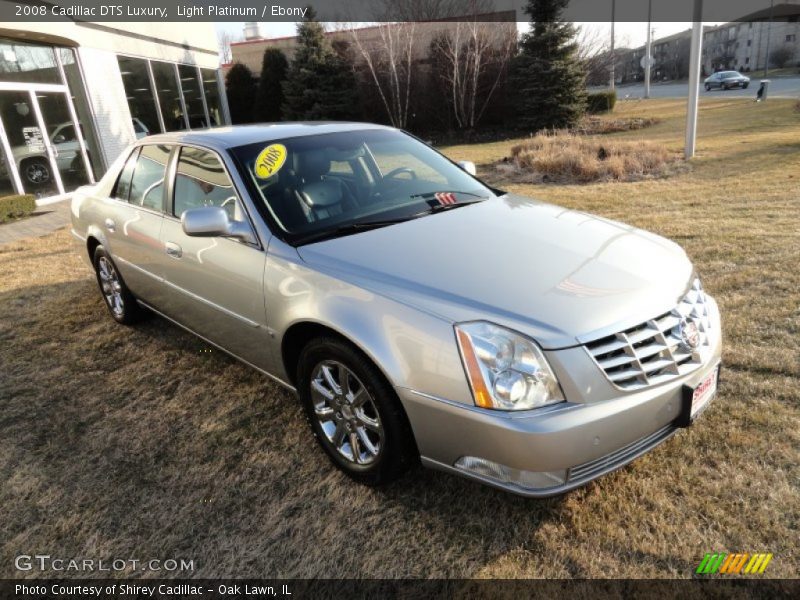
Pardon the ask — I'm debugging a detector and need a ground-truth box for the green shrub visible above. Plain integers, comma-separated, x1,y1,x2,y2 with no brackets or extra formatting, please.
0,194,36,223
586,90,617,114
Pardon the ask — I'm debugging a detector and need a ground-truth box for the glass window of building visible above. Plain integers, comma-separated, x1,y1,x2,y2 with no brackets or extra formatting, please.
0,142,17,196
0,89,61,197
200,68,223,127
36,90,91,190
177,64,206,128
59,48,105,180
0,39,60,84
117,56,161,138
151,61,186,131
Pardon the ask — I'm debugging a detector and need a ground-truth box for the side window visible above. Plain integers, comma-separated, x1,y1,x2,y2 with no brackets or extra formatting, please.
129,144,171,211
329,160,355,176
112,147,140,202
173,146,240,220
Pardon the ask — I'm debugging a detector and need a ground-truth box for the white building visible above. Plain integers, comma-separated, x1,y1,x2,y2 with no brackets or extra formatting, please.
0,22,229,201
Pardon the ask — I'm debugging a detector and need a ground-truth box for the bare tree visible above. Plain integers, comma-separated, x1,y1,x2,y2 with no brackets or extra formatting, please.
217,29,240,64
346,22,417,128
770,44,797,69
430,21,517,129
576,25,632,86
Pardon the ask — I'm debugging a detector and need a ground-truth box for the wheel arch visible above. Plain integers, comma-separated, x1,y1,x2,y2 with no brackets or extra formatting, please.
86,234,101,262
281,320,396,391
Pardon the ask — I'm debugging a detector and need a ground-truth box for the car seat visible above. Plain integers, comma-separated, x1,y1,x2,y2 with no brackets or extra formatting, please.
294,150,358,222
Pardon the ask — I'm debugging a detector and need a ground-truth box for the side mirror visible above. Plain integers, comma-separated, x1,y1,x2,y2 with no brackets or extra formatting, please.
52,134,66,144
181,206,256,244
457,160,477,176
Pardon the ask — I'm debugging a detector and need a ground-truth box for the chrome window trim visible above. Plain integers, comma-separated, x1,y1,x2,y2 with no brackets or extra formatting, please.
164,142,264,251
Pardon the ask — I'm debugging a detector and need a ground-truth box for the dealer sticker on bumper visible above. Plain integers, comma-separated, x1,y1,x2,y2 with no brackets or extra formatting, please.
678,363,720,427
691,368,718,418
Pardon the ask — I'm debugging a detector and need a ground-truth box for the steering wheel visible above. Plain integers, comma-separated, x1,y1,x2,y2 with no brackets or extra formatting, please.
383,167,417,182
371,167,418,202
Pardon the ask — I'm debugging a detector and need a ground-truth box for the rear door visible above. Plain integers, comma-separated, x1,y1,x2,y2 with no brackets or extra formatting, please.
101,144,168,306
156,144,271,369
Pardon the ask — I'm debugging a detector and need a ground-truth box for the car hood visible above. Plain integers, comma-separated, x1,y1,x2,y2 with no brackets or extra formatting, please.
296,195,694,349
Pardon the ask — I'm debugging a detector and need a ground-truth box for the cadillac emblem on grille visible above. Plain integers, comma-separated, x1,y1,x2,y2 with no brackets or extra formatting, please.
680,317,701,350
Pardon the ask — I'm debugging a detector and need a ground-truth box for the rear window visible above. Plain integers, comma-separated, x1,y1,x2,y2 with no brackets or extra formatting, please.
112,147,140,202
128,144,171,211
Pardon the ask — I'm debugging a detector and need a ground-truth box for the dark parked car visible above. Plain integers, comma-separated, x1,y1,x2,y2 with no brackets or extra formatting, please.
705,71,750,91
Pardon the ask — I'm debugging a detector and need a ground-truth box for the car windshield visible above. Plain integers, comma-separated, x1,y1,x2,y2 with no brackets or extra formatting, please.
229,129,495,244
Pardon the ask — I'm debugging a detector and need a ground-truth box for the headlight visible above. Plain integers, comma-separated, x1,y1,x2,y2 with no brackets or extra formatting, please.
455,321,565,411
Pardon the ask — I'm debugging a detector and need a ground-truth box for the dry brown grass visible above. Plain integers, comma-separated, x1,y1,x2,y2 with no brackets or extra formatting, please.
509,132,678,183
573,115,661,135
1,98,798,579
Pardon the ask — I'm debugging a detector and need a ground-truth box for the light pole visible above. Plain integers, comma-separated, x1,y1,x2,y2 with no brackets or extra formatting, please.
644,0,653,98
763,0,775,78
685,0,704,159
609,0,616,90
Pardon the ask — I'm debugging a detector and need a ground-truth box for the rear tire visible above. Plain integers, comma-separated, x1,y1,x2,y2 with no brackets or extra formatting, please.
297,336,418,486
92,245,146,325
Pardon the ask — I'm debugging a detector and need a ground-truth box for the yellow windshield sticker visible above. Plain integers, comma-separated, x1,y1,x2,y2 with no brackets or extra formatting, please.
254,144,287,179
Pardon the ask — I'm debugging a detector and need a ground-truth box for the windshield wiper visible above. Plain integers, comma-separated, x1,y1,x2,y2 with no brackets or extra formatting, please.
294,217,416,246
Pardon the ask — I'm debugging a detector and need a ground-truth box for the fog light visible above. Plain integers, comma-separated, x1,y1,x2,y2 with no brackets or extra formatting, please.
454,456,567,490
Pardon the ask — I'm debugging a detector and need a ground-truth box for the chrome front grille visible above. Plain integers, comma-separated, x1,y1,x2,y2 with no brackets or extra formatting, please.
567,424,676,483
585,278,714,391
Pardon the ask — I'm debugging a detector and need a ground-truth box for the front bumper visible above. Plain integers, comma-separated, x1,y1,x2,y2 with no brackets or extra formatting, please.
398,298,722,498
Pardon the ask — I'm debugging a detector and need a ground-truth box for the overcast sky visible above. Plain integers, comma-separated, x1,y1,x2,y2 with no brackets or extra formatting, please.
215,21,722,51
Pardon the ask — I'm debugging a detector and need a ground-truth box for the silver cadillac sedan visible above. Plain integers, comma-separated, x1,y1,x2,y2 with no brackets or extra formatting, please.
70,123,722,497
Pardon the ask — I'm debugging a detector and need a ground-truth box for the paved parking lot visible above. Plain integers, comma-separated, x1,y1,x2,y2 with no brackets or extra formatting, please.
0,199,71,246
595,76,800,100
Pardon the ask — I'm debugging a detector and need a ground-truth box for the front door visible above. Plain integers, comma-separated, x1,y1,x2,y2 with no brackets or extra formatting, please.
157,145,270,369
0,84,93,199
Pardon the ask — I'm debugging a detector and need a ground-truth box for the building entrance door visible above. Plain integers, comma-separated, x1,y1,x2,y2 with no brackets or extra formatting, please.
0,83,93,199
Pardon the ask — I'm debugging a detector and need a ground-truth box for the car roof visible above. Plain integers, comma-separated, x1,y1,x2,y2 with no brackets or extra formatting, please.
138,122,396,150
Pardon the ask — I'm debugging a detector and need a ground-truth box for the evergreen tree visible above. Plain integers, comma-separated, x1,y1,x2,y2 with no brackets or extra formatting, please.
509,0,587,131
225,63,257,124
254,48,288,122
282,12,359,120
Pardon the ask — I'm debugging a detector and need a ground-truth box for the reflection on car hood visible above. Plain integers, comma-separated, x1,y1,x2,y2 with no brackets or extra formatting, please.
297,195,694,349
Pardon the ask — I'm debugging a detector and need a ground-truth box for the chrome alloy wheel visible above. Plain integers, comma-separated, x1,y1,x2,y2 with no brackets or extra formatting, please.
310,360,383,466
97,256,124,317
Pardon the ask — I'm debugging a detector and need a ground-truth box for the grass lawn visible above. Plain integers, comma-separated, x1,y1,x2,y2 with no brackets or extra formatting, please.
1,98,798,579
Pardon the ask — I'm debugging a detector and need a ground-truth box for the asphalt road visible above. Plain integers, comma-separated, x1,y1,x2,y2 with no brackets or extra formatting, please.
599,76,800,99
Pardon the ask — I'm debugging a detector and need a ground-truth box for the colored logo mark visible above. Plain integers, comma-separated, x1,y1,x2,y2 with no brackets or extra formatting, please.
696,553,773,575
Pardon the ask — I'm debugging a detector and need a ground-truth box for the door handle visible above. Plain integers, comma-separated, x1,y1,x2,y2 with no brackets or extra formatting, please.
104,218,116,232
165,242,182,258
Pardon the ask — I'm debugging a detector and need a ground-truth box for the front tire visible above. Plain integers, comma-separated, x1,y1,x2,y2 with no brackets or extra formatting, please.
705,83,711,92
21,158,51,186
297,337,418,486
92,245,146,325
